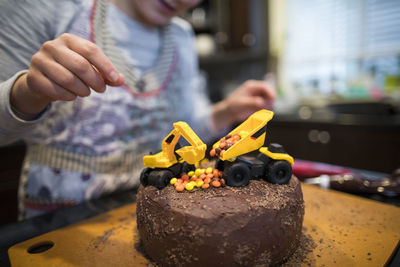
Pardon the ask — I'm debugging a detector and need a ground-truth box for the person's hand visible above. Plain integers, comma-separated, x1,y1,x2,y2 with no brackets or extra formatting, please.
10,33,124,115
211,79,276,132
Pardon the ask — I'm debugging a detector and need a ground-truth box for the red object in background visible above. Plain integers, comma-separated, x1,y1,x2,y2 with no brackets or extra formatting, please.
292,159,352,179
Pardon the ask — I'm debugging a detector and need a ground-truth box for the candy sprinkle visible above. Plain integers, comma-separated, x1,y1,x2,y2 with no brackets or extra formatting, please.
201,183,210,189
206,167,213,174
176,184,185,192
196,180,204,188
172,168,226,191
211,180,221,188
186,182,195,191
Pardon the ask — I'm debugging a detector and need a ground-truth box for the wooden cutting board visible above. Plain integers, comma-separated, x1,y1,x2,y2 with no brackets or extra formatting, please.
8,184,400,266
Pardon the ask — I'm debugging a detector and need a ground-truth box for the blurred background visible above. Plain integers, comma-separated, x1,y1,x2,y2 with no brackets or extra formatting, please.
183,0,400,173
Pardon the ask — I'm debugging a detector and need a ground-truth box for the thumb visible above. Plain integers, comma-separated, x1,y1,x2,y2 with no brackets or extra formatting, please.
105,72,125,87
93,65,125,87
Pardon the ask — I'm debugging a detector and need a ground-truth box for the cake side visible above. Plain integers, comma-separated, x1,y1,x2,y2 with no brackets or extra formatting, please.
137,176,304,267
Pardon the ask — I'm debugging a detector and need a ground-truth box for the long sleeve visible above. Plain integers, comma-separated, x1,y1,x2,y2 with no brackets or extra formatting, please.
0,71,52,146
0,0,82,146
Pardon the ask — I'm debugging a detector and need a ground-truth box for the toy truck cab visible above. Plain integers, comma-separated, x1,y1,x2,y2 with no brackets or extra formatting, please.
140,122,207,189
213,109,294,187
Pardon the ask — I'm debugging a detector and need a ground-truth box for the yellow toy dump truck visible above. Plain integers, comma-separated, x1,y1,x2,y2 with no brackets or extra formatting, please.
140,121,207,189
212,109,294,186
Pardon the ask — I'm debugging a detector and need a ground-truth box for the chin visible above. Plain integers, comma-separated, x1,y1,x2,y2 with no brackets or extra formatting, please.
136,0,178,26
152,15,173,25
147,13,173,26
133,6,171,26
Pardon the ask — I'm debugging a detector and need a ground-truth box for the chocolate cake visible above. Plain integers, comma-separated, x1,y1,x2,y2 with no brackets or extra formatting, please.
136,176,304,266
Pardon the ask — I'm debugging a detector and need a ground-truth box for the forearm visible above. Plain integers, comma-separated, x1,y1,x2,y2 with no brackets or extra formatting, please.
0,72,49,146
10,72,51,116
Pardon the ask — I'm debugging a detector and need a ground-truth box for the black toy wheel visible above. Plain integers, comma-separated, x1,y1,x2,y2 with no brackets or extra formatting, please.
265,160,292,184
148,169,173,189
215,158,224,171
225,163,251,187
181,162,195,174
140,167,152,186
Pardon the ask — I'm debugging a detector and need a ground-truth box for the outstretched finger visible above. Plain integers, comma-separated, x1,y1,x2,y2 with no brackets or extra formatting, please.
234,96,265,110
244,80,277,100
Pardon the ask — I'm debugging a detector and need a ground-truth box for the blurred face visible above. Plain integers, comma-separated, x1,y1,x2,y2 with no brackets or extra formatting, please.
122,0,201,27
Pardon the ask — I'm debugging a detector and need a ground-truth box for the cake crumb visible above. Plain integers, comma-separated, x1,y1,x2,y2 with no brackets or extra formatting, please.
280,233,317,266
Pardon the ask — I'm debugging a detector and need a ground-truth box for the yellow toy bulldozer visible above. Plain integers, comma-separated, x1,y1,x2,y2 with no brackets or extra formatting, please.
140,121,207,189
212,109,294,187
140,109,294,189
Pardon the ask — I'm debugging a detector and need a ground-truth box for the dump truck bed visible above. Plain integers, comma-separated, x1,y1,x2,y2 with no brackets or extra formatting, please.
212,109,274,161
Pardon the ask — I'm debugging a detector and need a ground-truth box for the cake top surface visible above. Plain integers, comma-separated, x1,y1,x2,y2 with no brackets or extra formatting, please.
138,176,303,219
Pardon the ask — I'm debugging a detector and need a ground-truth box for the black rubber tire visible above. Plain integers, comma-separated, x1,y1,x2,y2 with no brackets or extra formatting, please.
181,162,195,174
215,158,224,171
265,160,292,185
148,169,173,189
225,163,251,187
140,167,152,186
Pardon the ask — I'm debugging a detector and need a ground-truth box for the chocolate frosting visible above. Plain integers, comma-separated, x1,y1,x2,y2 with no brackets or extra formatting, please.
137,176,304,266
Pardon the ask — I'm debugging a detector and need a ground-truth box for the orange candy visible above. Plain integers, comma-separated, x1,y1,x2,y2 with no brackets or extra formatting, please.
174,179,183,187
206,173,214,179
201,183,210,189
199,174,206,180
213,169,219,176
204,177,211,184
181,174,189,181
219,150,224,158
176,184,185,192
209,149,216,157
211,180,221,187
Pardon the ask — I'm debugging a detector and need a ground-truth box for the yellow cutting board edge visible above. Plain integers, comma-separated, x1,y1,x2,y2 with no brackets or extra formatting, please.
8,183,400,266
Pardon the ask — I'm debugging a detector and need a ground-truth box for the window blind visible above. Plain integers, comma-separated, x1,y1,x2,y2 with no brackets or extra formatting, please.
282,0,400,97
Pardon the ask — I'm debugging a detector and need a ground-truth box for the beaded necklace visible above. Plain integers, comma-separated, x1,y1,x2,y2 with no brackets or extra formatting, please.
89,0,178,97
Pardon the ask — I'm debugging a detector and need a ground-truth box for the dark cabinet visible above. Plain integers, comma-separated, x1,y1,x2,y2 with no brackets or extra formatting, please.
268,117,400,173
184,0,270,103
0,142,25,225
